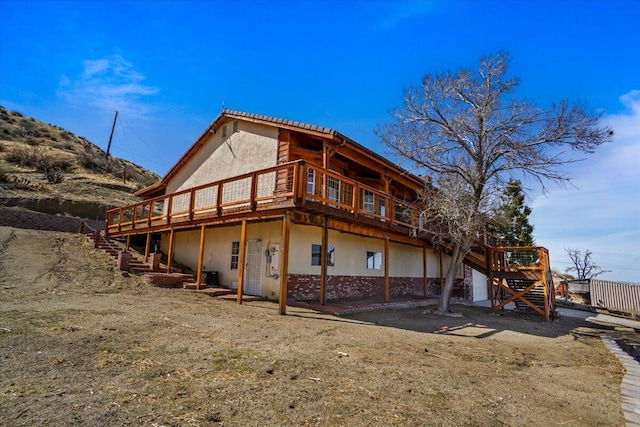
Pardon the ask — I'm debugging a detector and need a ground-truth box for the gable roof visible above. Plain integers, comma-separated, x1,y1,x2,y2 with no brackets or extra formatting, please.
135,109,425,198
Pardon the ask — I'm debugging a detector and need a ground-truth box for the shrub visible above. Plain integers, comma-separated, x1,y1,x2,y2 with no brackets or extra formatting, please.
78,152,103,172
41,166,65,184
0,165,8,183
5,146,39,168
36,153,75,173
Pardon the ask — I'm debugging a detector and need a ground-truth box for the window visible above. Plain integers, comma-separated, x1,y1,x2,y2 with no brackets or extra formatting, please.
222,124,227,138
363,189,374,213
232,121,238,133
230,241,240,270
311,244,335,266
366,251,382,269
307,169,316,195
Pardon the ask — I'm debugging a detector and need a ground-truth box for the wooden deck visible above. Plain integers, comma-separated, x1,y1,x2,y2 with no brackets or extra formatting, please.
106,160,556,320
107,160,422,239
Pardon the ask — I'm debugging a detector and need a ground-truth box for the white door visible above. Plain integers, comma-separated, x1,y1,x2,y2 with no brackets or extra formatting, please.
244,239,263,296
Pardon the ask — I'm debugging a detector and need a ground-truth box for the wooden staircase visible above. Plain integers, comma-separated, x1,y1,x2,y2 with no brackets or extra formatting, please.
459,235,556,320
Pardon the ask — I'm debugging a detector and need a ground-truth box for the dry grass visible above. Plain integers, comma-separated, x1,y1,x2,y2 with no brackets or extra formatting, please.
0,227,628,427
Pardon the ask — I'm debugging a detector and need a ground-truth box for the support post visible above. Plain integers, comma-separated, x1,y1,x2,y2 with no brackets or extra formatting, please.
144,232,151,262
384,237,390,303
540,247,549,321
126,235,131,251
279,215,291,315
166,229,175,273
236,220,247,304
196,225,206,290
320,216,328,305
422,245,428,299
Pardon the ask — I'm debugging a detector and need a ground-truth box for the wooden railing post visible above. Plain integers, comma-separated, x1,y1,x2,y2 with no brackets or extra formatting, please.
167,195,173,225
216,183,223,216
189,188,196,221
297,162,307,205
250,172,258,211
131,204,137,229
147,201,153,226
351,183,358,213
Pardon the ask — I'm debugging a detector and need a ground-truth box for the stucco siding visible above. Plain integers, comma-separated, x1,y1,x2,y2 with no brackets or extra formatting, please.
389,243,423,277
167,120,279,194
472,269,488,301
159,220,458,300
288,224,428,278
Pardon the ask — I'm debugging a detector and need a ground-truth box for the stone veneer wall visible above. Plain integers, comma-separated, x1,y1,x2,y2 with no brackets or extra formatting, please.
287,274,468,301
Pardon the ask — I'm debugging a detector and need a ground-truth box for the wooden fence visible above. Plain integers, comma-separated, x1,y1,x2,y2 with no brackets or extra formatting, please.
589,279,640,317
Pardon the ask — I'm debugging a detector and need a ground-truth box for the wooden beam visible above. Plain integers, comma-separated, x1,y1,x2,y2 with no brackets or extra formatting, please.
126,235,131,251
166,229,175,273
279,215,291,315
195,225,206,290
237,219,247,304
423,246,428,299
144,232,151,262
320,216,328,305
322,142,329,201
384,237,390,303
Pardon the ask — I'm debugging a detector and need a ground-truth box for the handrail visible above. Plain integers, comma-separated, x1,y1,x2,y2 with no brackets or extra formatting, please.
108,160,504,246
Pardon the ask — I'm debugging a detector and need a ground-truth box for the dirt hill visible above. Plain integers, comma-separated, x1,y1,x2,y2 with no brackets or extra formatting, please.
0,106,160,219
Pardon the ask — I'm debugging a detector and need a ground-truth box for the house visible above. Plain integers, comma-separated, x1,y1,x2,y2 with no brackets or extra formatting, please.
106,110,555,318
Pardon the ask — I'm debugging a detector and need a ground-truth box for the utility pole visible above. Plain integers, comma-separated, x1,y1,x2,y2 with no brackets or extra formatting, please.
105,111,118,160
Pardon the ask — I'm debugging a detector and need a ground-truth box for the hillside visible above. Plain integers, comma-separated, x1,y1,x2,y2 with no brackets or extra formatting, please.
0,106,161,219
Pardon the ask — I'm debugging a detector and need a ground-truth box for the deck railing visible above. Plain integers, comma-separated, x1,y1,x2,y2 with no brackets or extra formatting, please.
489,245,555,320
106,160,422,235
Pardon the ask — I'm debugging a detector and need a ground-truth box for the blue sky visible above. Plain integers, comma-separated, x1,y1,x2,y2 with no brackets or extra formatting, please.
1,0,638,283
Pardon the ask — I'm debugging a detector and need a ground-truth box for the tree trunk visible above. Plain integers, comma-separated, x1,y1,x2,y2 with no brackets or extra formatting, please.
438,243,462,313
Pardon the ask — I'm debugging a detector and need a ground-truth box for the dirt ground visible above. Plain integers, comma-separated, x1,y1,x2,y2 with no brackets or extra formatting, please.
0,227,633,426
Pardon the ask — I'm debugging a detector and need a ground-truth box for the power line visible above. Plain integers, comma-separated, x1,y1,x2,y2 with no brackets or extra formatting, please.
118,115,170,170
2,86,116,113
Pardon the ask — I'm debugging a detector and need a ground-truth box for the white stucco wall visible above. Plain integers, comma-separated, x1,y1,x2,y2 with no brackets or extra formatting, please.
166,120,279,194
165,221,284,298
472,269,488,302
288,223,433,278
161,221,457,298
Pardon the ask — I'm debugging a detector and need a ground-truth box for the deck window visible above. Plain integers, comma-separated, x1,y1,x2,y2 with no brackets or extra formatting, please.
307,169,316,195
327,176,340,202
366,251,382,269
363,190,374,213
311,244,335,266
230,241,240,270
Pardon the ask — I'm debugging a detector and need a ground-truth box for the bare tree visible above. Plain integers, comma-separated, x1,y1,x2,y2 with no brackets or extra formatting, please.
377,51,613,313
565,248,610,280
